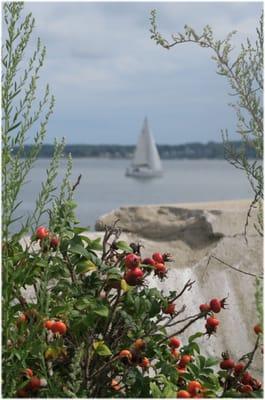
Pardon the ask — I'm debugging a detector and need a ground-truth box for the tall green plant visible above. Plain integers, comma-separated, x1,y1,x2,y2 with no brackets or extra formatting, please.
150,10,263,236
2,2,77,384
1,2,71,241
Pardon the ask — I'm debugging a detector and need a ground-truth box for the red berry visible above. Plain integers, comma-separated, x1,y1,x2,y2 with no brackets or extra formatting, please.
124,268,144,286
169,337,181,348
154,263,167,277
234,363,245,375
187,381,202,395
220,359,235,370
23,368,33,378
176,366,186,374
111,379,121,391
142,257,156,266
241,371,252,385
134,338,145,350
164,303,175,315
179,354,192,366
50,236,60,249
210,298,222,313
239,384,253,393
36,226,49,240
51,321,67,335
152,252,164,264
177,390,191,398
140,357,150,368
16,313,28,326
124,253,140,269
254,324,262,335
206,316,219,328
25,376,41,391
44,320,54,330
119,349,132,360
199,303,211,313
171,348,180,358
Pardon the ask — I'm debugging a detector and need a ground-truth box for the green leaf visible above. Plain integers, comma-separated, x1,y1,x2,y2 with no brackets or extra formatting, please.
72,227,89,233
205,357,219,367
93,304,109,317
149,300,161,317
198,355,206,369
115,241,133,252
80,236,103,250
76,260,97,274
163,384,176,398
68,243,90,258
187,362,200,376
93,341,112,356
188,332,204,343
121,278,130,292
150,382,162,398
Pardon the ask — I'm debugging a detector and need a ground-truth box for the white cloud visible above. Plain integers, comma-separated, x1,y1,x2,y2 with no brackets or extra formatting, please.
21,1,262,144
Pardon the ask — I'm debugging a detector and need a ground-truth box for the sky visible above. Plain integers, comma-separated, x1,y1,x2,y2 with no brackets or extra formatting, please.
20,1,263,145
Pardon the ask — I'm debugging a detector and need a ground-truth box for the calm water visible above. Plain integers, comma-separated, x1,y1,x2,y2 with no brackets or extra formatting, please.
15,158,252,231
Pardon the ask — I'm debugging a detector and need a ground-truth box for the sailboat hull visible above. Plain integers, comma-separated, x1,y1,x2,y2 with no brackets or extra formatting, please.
125,167,163,178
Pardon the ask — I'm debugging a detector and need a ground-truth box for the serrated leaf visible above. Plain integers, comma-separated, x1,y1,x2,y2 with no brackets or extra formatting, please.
115,241,133,252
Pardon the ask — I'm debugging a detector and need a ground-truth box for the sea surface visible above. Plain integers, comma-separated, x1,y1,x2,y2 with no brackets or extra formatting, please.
14,158,252,232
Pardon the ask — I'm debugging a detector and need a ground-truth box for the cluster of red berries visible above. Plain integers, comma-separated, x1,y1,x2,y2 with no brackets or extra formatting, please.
219,352,262,393
123,252,171,286
199,297,227,336
17,369,46,397
123,254,144,286
35,226,60,250
118,339,150,371
44,319,67,335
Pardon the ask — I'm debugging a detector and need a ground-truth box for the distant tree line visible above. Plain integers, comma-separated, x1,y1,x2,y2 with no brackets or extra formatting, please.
16,141,258,159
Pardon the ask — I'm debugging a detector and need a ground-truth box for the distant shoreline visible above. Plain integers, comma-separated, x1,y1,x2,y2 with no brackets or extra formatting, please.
17,141,258,160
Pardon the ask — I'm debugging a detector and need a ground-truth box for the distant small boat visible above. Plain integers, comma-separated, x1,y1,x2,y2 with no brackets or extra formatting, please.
126,117,163,178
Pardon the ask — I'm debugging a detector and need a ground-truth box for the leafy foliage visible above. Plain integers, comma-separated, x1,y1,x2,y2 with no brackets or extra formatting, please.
150,9,263,236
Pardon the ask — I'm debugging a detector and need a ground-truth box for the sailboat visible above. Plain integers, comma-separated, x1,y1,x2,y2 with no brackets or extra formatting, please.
126,117,163,178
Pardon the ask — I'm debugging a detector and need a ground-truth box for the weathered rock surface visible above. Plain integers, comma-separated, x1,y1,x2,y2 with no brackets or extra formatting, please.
95,200,263,377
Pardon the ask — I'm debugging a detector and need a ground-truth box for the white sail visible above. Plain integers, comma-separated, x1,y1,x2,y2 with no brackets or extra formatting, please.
126,117,163,178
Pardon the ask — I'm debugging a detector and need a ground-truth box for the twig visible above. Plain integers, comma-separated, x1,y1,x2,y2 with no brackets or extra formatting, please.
208,255,263,279
165,312,201,328
171,279,196,302
157,314,203,345
71,174,82,192
241,335,260,371
89,355,119,380
244,194,258,244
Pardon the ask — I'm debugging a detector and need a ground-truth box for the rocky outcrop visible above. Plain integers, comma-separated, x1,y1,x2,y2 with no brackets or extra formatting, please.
95,200,263,377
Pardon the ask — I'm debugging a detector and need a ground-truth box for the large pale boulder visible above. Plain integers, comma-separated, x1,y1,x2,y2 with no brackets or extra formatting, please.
95,200,263,377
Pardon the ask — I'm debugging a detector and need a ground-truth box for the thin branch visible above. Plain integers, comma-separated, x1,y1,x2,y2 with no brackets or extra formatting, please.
171,279,196,301
71,174,82,192
208,255,263,279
